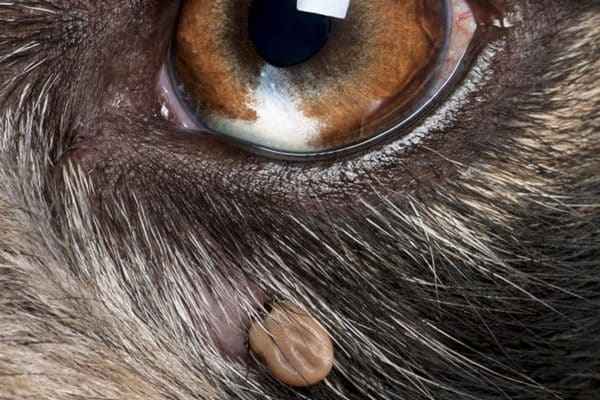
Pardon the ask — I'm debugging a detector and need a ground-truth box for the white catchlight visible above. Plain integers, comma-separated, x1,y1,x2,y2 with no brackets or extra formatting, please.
297,0,350,19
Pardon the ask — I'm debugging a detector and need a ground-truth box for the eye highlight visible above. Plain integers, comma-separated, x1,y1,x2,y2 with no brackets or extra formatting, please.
164,0,478,156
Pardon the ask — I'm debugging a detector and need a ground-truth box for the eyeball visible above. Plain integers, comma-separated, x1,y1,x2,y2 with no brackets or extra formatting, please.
168,0,477,156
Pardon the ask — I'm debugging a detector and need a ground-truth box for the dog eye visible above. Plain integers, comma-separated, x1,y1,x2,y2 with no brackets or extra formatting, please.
159,0,480,156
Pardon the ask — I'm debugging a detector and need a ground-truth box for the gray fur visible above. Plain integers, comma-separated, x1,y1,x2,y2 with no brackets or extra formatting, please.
1,1,598,399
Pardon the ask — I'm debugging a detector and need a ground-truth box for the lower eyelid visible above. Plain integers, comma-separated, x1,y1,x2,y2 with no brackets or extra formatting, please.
367,41,504,164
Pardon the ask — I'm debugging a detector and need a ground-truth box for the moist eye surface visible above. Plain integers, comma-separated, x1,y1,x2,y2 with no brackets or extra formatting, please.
170,0,477,155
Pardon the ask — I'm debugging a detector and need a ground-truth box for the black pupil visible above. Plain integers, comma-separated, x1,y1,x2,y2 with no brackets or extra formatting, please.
248,0,331,68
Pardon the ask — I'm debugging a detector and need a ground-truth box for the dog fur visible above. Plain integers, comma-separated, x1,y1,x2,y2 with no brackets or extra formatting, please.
1,1,598,399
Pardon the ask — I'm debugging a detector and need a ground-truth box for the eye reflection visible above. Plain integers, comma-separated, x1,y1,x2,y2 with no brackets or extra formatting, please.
163,0,478,156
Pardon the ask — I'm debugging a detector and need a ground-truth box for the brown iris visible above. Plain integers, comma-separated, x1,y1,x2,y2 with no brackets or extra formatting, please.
173,0,446,152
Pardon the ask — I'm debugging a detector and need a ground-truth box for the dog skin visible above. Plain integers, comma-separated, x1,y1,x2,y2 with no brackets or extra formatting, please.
0,1,598,399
